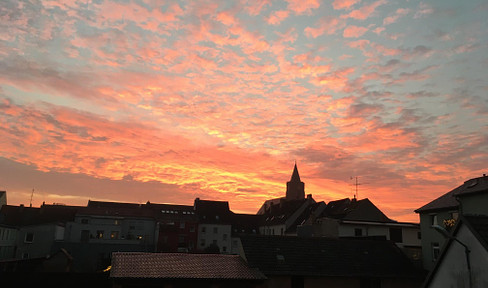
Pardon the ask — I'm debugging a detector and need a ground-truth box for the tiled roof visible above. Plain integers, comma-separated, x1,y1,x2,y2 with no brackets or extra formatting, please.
415,175,488,213
110,252,266,280
240,235,423,278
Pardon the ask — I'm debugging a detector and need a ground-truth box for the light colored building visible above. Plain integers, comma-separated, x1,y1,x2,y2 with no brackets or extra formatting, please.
423,215,488,288
415,174,488,270
0,224,17,259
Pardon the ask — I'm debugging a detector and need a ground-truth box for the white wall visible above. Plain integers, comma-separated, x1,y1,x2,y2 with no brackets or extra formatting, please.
428,224,488,288
197,224,232,253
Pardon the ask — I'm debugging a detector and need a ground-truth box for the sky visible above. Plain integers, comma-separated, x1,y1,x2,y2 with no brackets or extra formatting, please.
0,0,487,222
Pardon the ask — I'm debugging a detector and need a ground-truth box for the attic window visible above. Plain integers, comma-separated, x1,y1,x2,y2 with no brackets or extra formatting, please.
276,254,285,262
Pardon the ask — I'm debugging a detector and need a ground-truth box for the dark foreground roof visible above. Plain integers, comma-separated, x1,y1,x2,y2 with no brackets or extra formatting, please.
323,198,394,222
415,175,488,213
110,252,266,280
240,235,424,278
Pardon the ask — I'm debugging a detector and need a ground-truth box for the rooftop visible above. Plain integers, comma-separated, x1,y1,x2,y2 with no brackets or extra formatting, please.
240,235,423,278
415,175,488,213
110,252,266,280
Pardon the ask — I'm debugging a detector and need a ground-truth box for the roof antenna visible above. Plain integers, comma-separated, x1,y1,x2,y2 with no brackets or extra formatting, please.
30,188,34,208
350,176,361,200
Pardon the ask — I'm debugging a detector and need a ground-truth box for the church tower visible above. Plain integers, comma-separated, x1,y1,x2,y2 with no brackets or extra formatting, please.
286,163,305,200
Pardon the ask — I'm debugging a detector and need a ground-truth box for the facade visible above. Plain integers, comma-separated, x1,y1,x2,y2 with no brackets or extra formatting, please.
422,215,488,288
0,224,17,259
194,199,233,253
415,174,488,270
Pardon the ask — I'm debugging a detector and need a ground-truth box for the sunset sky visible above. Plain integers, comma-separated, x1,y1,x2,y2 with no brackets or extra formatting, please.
1,0,487,222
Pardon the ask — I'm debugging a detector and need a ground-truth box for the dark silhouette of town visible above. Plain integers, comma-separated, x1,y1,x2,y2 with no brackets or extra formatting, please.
1,164,487,287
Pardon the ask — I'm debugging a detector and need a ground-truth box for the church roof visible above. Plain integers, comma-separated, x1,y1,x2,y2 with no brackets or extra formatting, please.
289,163,302,183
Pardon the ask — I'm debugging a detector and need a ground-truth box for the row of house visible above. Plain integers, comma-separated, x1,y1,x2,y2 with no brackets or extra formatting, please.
5,165,485,287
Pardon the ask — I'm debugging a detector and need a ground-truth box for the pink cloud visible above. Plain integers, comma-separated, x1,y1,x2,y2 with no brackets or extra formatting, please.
243,0,272,16
383,8,410,25
343,25,368,38
304,17,346,38
332,0,361,10
286,0,320,15
267,10,290,25
341,0,387,20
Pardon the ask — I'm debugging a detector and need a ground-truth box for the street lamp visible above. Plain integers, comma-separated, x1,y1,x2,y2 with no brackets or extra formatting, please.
432,224,472,288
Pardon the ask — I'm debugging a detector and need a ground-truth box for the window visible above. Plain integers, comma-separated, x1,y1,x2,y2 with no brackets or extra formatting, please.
81,230,90,242
178,235,186,244
96,230,104,239
189,226,195,232
200,239,206,246
280,228,283,235
180,222,185,229
417,231,422,239
430,214,438,226
222,246,227,252
213,227,218,234
110,231,119,239
354,228,363,237
432,242,440,261
213,240,217,245
22,253,29,259
223,233,227,240
24,233,34,243
202,227,206,233
81,219,89,224
389,228,403,243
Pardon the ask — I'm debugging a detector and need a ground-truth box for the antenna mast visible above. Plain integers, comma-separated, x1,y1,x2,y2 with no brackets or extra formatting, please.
30,188,34,207
351,176,361,199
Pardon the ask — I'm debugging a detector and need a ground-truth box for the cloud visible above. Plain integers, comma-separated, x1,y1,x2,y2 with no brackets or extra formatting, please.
286,0,320,15
383,8,410,25
343,25,368,38
414,2,434,19
341,0,387,20
304,17,346,38
267,10,290,25
332,0,361,10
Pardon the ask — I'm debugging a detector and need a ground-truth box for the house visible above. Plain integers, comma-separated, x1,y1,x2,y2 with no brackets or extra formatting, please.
110,252,266,288
58,201,157,272
0,203,79,260
422,215,488,288
194,198,234,253
299,198,422,264
146,202,199,253
239,235,425,288
415,174,488,270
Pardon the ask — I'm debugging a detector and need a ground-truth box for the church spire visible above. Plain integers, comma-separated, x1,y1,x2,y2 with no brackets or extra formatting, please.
286,162,305,200
290,162,301,182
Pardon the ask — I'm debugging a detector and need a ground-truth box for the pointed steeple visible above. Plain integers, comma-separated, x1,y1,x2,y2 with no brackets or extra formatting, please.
286,162,305,200
290,162,301,182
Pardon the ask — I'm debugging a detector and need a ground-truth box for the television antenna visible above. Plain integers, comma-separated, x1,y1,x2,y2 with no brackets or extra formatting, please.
30,188,34,207
350,176,363,199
